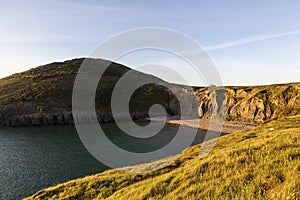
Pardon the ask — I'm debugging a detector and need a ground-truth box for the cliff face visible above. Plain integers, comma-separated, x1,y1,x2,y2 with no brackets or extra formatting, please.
196,83,300,123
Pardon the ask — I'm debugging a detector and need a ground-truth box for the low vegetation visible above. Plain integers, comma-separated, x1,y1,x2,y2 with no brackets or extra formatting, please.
0,58,182,126
25,115,300,200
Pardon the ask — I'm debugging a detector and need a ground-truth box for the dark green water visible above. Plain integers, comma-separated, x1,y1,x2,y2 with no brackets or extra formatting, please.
0,123,208,200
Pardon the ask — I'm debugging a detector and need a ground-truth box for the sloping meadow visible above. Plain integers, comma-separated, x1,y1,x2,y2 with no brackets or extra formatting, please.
25,115,300,200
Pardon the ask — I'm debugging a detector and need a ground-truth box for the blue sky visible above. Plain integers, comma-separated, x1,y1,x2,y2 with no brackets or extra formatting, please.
0,0,300,85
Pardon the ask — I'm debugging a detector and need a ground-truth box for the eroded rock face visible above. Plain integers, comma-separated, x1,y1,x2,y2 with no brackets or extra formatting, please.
195,84,300,123
196,88,227,119
167,87,199,119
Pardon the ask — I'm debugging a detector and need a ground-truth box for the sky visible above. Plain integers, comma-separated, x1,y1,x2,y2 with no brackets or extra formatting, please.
0,0,300,86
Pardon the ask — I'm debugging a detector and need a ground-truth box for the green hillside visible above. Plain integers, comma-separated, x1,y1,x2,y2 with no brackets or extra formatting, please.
25,115,300,200
0,58,183,126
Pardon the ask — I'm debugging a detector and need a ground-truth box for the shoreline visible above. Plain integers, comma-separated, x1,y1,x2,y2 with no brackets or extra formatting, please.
0,115,257,134
167,118,257,134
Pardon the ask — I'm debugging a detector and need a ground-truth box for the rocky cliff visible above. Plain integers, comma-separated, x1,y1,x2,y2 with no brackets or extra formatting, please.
195,83,300,123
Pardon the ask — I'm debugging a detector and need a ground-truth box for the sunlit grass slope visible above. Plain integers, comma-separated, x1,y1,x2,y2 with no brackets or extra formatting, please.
25,116,300,200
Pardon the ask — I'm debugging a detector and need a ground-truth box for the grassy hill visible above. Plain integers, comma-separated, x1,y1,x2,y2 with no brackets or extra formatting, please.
0,58,185,126
25,115,300,200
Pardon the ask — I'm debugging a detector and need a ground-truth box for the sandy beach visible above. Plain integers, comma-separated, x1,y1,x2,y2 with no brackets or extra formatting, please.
167,118,257,134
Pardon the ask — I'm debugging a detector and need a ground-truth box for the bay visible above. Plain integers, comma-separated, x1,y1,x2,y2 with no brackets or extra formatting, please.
0,122,210,199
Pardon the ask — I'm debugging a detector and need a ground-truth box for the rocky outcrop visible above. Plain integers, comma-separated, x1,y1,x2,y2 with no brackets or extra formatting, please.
166,87,199,118
0,110,152,127
7,113,73,126
196,83,300,123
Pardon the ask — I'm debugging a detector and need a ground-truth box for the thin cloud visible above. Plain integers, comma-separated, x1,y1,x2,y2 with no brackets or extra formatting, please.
53,1,122,11
0,35,96,44
177,31,300,57
206,31,300,51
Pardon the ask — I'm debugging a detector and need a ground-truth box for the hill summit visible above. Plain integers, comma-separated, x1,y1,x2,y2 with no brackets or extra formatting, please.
0,58,190,126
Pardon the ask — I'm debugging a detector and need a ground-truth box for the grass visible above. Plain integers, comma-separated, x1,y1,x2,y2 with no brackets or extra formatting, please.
25,115,300,200
0,59,81,107
0,58,178,119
